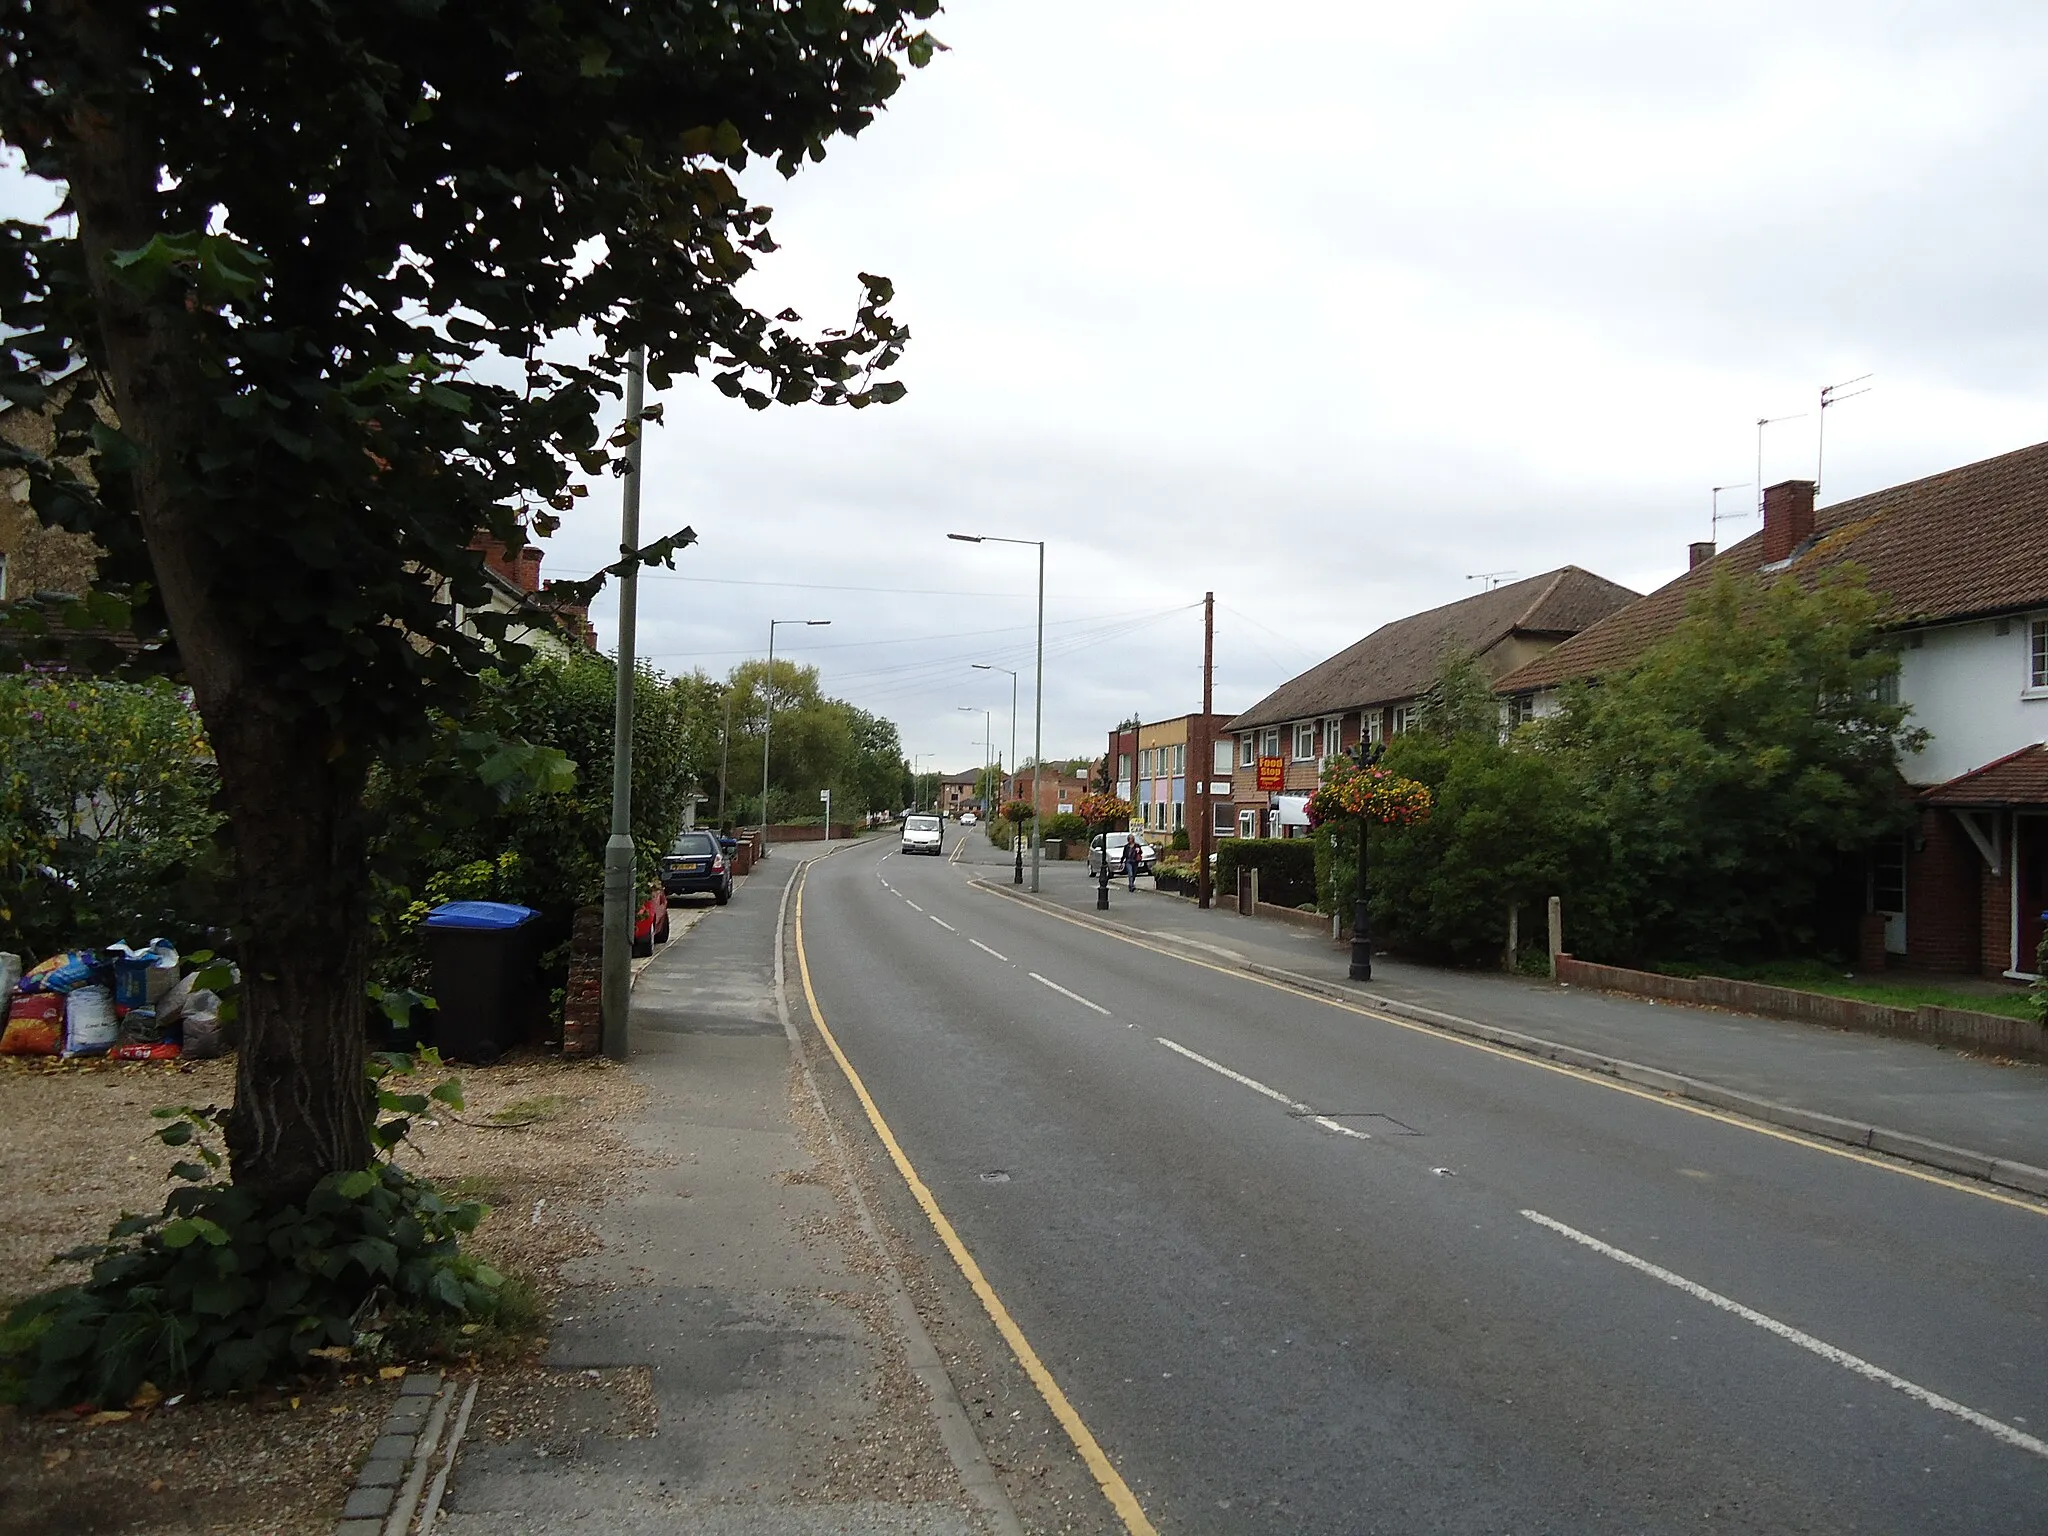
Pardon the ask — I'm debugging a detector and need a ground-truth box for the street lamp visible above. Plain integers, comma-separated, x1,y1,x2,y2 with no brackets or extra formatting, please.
1349,741,1385,981
948,533,1045,892
762,618,830,855
973,662,1023,884
600,345,648,1063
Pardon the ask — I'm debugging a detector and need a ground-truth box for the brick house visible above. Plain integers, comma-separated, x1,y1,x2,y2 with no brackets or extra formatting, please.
938,770,983,817
1496,445,2048,979
1225,568,1639,839
999,762,1094,820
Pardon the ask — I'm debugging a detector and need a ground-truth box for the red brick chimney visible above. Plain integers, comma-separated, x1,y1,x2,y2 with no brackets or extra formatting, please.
1760,480,1816,564
1689,541,1715,570
467,532,544,593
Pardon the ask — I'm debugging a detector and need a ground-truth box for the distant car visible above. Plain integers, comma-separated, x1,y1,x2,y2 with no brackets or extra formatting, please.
901,814,944,855
1086,831,1158,878
633,882,669,957
661,831,734,907
959,810,979,826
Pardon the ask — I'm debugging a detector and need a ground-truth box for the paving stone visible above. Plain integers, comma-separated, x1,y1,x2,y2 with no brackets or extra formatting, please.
342,1484,394,1520
384,1398,430,1426
399,1372,442,1396
369,1433,417,1462
332,1521,385,1536
356,1457,405,1488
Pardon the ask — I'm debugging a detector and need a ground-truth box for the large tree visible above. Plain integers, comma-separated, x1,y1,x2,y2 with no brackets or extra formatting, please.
0,2,931,1206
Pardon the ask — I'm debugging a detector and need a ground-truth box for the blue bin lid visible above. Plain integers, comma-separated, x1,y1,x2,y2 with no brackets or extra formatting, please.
425,900,538,930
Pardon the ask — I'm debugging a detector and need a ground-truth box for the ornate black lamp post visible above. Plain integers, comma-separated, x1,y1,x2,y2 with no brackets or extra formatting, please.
1349,741,1384,981
1096,809,1113,910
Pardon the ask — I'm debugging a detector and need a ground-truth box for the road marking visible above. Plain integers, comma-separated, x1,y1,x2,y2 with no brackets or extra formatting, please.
792,872,1159,1536
1521,1209,2048,1461
1029,973,1111,1015
970,938,1012,963
1312,1116,1374,1141
1157,1036,1310,1110
931,916,957,932
970,883,2047,1220
905,900,924,913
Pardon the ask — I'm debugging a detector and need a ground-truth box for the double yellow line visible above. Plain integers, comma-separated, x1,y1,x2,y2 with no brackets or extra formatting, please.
792,866,1159,1536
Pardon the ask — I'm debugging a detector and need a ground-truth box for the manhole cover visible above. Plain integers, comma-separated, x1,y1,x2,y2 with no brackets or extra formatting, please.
978,1170,1012,1183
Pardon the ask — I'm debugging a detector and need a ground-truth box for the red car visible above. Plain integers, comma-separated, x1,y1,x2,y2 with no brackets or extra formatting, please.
633,881,669,957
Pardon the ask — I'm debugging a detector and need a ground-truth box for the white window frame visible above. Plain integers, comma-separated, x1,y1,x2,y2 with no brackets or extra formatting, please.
1390,705,1413,736
1215,740,1234,775
1174,743,1186,774
1239,734,1255,768
1292,722,1315,761
1238,808,1257,838
2029,617,2048,693
1261,728,1281,759
1366,712,1384,745
1321,715,1344,758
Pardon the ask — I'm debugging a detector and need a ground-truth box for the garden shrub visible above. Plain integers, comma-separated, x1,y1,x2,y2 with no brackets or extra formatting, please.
2,1052,506,1408
1042,812,1088,844
1215,839,1316,907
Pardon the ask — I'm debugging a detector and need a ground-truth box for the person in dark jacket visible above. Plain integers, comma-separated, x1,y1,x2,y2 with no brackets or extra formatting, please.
1120,832,1142,891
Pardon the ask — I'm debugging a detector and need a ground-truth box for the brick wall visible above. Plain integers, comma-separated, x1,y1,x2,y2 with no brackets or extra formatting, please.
1981,812,2014,976
561,904,603,1058
1905,807,1984,973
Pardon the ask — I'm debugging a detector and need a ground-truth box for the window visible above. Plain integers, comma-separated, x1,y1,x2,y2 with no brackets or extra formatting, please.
1239,734,1255,767
1261,728,1281,758
2031,619,2048,689
1871,838,1906,913
1506,693,1536,727
1117,752,1130,778
1215,740,1234,775
1390,705,1413,736
1174,744,1186,774
1238,809,1257,838
1873,670,1899,707
1292,723,1315,761
1366,712,1384,745
1321,716,1344,758
1213,802,1234,836
1172,801,1184,831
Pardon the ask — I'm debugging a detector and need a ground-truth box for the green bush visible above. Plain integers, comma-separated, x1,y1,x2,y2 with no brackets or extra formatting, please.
1168,826,1190,851
1042,811,1088,844
2033,930,2047,1025
2,1053,506,1408
1215,839,1317,907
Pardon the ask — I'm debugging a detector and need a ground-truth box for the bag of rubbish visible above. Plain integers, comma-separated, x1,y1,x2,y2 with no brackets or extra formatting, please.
117,1006,164,1046
0,953,21,998
156,972,196,1026
20,951,100,995
0,994,63,1055
63,985,119,1056
179,991,227,1059
108,1042,181,1061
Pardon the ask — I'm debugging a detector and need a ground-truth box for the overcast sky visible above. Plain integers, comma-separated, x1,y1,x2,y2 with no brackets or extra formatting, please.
16,3,2048,776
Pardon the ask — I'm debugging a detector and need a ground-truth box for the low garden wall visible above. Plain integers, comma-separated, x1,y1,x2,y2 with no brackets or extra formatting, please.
1554,954,2047,1061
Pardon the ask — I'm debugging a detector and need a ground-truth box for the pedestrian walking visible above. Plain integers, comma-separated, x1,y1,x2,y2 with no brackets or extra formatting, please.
1121,831,1142,891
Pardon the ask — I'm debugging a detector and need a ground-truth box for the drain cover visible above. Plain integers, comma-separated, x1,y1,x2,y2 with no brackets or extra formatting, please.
978,1170,1012,1183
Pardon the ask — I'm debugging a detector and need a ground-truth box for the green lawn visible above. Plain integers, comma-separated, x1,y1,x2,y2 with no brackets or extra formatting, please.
1652,958,2042,1022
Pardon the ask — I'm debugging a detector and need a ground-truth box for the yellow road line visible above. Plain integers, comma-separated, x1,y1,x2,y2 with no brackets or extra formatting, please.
971,882,2048,1220
793,868,1159,1536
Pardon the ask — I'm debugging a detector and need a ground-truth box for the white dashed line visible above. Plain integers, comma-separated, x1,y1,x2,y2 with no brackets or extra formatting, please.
931,916,956,932
1028,973,1111,1015
969,938,1011,964
1155,1038,1374,1139
905,900,924,913
1520,1209,2048,1461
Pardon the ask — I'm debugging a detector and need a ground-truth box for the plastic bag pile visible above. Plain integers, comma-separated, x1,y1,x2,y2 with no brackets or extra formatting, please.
0,940,231,1061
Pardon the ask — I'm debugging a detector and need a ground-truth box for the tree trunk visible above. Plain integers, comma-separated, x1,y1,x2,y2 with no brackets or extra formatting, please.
54,0,371,1206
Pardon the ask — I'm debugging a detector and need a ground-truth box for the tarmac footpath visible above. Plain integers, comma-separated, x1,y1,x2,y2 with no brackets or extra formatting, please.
422,847,1018,1536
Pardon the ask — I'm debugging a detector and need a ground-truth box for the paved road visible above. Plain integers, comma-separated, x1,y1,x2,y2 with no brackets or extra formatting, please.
797,831,2048,1534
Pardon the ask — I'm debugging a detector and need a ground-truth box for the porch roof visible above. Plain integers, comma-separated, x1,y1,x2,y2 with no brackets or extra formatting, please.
1920,743,2048,809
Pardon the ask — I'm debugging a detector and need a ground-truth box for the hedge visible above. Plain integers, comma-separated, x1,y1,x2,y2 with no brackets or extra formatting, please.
1214,838,1317,908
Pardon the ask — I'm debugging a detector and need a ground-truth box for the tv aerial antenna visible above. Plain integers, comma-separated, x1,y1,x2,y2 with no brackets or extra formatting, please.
1817,373,1873,494
1755,412,1808,516
1466,570,1515,591
1711,482,1751,542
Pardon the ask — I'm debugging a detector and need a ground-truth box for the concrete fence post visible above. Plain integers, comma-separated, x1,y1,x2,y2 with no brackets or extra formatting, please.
1506,903,1519,972
1547,896,1563,979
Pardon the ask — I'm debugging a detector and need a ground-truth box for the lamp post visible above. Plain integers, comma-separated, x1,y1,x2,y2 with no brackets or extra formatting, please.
948,533,1045,892
600,346,647,1063
973,662,1023,883
762,617,830,855
1349,741,1384,981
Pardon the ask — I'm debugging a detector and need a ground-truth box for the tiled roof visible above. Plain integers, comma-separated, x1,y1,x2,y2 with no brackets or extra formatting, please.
1921,744,2048,808
1226,566,1639,731
1499,440,2048,694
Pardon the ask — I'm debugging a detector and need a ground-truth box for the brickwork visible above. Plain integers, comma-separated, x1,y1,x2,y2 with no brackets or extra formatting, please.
1981,814,2014,976
1904,807,1985,974
561,904,603,1058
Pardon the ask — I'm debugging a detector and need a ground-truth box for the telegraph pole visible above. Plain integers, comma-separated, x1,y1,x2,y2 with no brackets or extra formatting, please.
600,346,646,1062
1197,591,1215,910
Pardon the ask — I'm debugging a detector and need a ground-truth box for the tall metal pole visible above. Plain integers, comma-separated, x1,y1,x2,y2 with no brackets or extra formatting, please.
1031,540,1044,892
716,687,732,824
601,346,647,1062
761,618,776,853
1197,591,1215,910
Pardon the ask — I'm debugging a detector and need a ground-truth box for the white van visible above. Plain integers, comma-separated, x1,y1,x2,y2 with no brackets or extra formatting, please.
901,814,944,856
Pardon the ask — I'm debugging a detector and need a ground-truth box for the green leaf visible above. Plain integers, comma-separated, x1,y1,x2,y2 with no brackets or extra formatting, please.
336,1170,377,1200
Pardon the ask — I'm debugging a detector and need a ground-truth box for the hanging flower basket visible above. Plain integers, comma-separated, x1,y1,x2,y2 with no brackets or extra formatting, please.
999,798,1036,825
1304,758,1434,829
1075,791,1132,829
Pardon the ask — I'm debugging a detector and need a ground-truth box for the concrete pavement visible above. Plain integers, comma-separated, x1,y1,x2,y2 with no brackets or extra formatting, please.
974,836,2048,1177
430,847,1012,1535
